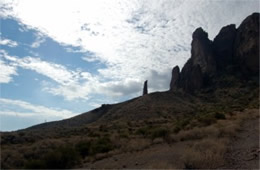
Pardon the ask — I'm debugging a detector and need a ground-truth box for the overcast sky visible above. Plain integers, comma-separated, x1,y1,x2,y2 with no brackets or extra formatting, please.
0,0,259,131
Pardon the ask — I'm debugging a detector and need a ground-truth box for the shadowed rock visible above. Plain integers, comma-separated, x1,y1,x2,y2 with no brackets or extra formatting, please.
169,13,259,93
170,66,180,91
233,13,259,76
180,60,203,93
143,80,148,95
213,24,237,70
191,27,216,75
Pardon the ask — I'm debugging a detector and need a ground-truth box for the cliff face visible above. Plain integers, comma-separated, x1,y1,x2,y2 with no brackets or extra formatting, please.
213,24,236,70
190,27,216,75
233,13,259,76
170,13,259,93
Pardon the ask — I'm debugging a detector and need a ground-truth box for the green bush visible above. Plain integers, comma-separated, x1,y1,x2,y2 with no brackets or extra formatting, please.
75,140,91,158
119,131,129,138
90,137,113,155
44,146,79,169
173,125,182,133
136,127,150,136
24,160,45,169
151,128,169,139
214,113,226,120
24,145,79,169
173,118,191,133
197,113,216,126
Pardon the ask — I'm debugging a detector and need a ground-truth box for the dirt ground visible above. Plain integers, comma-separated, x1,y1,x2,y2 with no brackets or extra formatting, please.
222,116,259,169
82,142,188,169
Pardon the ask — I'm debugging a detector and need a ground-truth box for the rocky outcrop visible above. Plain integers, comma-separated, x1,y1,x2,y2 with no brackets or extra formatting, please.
191,27,216,75
233,13,259,76
170,66,180,91
169,13,259,93
143,80,148,95
213,24,237,70
179,60,204,93
174,27,214,93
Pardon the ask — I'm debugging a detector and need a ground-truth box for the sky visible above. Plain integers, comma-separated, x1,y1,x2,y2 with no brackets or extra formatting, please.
0,0,259,131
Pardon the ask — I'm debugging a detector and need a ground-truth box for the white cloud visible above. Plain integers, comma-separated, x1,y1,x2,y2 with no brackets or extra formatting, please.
0,60,17,83
0,98,76,118
1,50,140,100
0,38,18,47
0,53,17,83
31,33,46,48
18,57,79,85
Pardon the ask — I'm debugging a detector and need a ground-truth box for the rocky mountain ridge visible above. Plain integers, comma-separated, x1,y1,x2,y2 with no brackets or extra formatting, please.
170,13,259,93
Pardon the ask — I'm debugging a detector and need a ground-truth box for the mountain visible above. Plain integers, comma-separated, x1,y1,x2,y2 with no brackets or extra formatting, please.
1,13,259,169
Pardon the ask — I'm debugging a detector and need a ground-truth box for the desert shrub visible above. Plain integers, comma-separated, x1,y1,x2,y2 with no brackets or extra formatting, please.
136,127,150,136
1,149,25,169
214,112,226,119
24,160,45,169
150,128,169,139
173,118,191,133
75,140,91,158
47,146,79,168
90,137,113,155
119,131,129,138
173,126,181,133
182,138,227,169
88,131,100,137
44,145,79,168
24,145,79,169
18,131,25,137
197,113,216,126
99,125,108,132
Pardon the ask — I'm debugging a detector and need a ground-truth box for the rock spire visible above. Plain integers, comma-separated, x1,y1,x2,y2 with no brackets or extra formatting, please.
143,80,148,95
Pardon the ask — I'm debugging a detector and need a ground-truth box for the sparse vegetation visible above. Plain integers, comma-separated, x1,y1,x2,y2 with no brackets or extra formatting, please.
1,75,259,169
182,138,228,169
24,145,79,169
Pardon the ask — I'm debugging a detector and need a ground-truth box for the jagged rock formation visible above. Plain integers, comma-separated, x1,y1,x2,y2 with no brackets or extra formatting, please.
170,12,259,93
143,80,148,95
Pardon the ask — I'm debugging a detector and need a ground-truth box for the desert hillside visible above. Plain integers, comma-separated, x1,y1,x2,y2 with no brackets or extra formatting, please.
0,13,259,169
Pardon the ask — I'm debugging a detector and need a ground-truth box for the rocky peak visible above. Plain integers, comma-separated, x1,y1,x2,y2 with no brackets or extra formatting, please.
233,13,259,75
192,27,209,40
170,66,180,91
191,27,216,74
213,24,237,70
143,80,148,95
